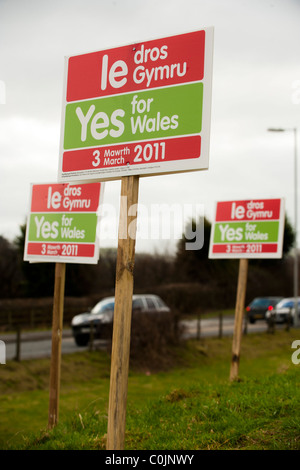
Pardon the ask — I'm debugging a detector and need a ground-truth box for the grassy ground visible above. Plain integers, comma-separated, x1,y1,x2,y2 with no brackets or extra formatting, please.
0,329,299,450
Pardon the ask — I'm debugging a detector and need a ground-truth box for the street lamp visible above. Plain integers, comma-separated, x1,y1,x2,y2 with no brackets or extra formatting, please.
268,127,298,327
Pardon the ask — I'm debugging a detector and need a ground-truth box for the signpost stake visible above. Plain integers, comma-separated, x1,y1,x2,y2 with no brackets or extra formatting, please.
107,175,140,450
48,262,66,429
230,258,248,382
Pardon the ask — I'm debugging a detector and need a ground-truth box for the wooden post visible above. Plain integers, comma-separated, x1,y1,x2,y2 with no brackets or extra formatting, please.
218,312,223,339
243,308,248,335
106,175,139,450
89,319,94,351
48,262,66,429
230,258,248,381
15,325,21,362
196,314,201,340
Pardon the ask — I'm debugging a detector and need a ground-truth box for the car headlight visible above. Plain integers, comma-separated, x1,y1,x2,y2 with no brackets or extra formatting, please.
72,314,87,326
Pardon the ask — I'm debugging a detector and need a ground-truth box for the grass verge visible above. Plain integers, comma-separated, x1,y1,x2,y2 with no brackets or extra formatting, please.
0,330,299,450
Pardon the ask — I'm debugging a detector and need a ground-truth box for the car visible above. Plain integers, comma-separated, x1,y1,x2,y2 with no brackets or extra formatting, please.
71,294,171,346
265,297,300,325
245,296,283,324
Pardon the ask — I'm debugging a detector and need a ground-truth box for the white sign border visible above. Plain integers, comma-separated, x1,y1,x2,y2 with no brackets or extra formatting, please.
23,182,104,264
208,198,286,260
57,27,214,183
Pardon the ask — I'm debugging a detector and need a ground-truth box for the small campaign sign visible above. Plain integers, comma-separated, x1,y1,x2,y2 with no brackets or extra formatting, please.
209,198,285,259
58,28,213,182
24,182,103,264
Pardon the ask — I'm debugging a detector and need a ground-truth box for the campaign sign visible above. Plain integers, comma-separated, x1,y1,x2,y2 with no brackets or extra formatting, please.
24,182,103,264
209,198,285,259
58,28,213,182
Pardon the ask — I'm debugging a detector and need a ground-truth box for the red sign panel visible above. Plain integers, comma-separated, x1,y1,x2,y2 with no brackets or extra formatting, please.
62,136,200,172
215,199,281,222
30,182,101,212
24,182,103,264
209,199,285,259
66,30,205,102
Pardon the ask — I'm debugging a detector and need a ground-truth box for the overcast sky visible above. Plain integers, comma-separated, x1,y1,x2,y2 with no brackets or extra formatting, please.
1,0,299,254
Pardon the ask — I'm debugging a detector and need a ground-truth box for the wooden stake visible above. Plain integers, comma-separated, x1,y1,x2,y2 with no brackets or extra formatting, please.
106,175,139,450
15,325,21,362
218,312,223,339
230,258,248,381
48,262,66,429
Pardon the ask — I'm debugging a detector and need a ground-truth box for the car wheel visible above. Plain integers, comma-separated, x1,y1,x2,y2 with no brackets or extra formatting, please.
249,317,255,324
74,334,89,347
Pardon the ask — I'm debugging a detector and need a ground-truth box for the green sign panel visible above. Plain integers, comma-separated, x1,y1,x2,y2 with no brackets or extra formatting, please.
63,83,203,149
213,221,280,244
209,199,285,259
28,213,98,243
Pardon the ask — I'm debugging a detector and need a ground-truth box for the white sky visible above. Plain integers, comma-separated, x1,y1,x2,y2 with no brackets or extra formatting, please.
0,0,299,254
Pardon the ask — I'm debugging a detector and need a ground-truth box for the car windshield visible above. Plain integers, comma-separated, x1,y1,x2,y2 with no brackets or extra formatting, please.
155,297,167,307
250,298,273,308
132,298,144,309
277,299,300,308
91,300,115,314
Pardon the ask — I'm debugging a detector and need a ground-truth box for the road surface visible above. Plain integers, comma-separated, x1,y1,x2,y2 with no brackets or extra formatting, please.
1,316,285,361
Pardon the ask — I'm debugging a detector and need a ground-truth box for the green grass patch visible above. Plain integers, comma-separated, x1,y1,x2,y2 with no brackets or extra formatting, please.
0,330,299,450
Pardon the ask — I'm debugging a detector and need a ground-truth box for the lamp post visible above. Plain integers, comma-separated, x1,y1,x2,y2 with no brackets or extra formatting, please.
268,127,298,327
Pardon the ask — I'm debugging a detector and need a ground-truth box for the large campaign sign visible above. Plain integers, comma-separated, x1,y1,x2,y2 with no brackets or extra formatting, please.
24,182,103,263
209,198,285,259
58,28,213,182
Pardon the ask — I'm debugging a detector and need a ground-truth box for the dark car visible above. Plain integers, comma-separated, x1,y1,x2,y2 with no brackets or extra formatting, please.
246,297,283,324
71,294,170,346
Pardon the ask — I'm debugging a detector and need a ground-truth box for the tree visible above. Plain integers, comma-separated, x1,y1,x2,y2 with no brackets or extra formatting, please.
248,215,295,269
282,215,295,257
14,223,121,297
14,223,100,297
14,223,55,297
0,235,22,298
174,214,296,293
174,216,209,282
174,216,238,283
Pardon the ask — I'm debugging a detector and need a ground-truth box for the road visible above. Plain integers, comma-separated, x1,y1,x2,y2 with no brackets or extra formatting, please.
181,316,274,339
3,329,91,361
2,316,285,361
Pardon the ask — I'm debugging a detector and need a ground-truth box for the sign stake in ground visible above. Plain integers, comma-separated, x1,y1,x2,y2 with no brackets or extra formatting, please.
209,198,285,380
24,182,103,429
48,262,66,428
230,258,248,381
107,175,139,450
